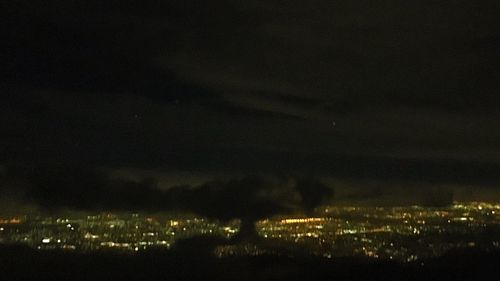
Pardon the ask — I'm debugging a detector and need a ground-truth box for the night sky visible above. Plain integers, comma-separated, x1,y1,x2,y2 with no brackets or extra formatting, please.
2,0,500,212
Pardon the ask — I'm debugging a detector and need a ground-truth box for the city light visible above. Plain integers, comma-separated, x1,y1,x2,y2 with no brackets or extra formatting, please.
1,201,499,262
280,218,325,224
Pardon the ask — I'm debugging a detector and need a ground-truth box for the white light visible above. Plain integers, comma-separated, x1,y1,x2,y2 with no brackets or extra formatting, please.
0,227,4,231
42,238,51,244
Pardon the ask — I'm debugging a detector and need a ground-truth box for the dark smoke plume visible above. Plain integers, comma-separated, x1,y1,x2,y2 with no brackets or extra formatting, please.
2,164,333,239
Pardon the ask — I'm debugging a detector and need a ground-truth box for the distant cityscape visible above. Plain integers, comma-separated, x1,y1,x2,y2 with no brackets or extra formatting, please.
1,201,499,263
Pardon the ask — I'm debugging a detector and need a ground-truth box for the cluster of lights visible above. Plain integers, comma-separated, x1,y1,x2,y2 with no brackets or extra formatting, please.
1,201,499,261
0,218,21,224
280,218,325,224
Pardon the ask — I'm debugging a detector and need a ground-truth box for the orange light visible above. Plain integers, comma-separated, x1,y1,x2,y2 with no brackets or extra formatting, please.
0,218,21,224
280,218,325,224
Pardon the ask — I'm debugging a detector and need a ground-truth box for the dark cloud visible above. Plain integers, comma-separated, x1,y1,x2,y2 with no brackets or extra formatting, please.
3,0,499,111
1,165,333,221
168,176,332,222
329,179,456,207
295,177,334,212
2,164,166,212
419,187,454,207
2,0,500,206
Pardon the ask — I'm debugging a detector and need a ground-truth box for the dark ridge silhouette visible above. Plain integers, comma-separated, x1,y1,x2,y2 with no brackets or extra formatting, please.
0,244,499,281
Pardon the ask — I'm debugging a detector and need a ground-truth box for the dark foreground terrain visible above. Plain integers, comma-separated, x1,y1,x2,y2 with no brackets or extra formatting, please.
1,244,499,281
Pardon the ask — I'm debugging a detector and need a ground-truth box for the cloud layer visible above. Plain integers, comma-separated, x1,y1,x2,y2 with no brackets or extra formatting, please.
2,0,500,205
1,165,333,219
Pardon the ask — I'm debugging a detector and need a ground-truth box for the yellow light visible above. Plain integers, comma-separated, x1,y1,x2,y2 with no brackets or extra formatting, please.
0,218,21,224
280,218,325,224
